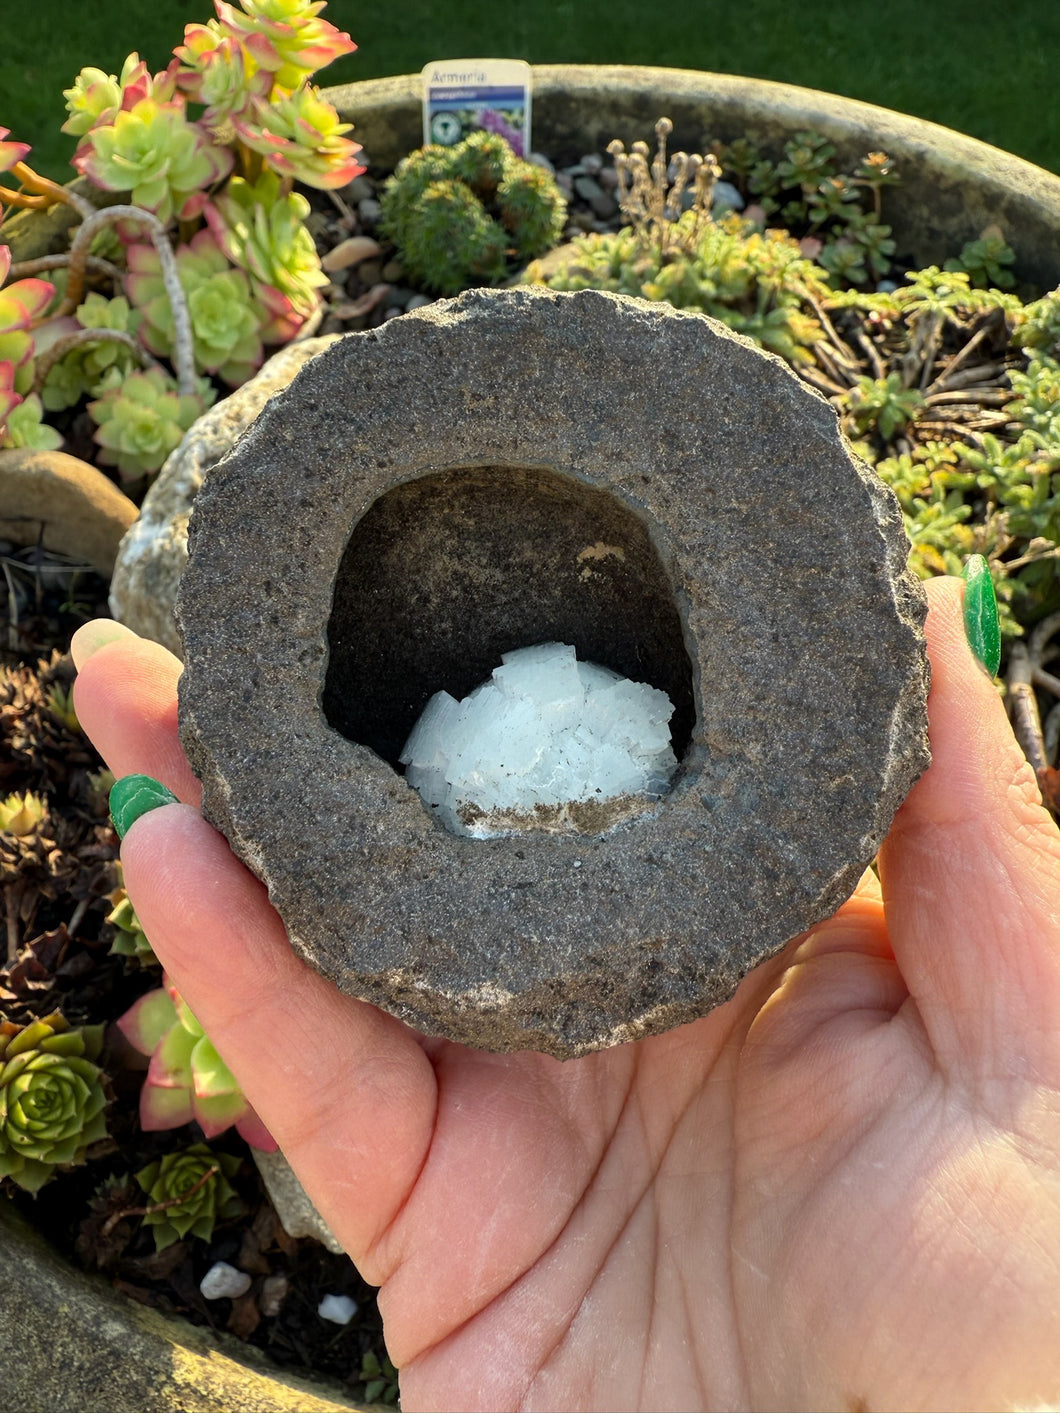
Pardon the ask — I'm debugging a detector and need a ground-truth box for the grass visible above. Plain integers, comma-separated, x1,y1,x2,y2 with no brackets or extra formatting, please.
4,0,1059,180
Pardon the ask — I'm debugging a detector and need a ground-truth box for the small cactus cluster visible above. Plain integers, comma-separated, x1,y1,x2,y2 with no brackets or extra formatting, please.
0,1012,109,1193
380,131,567,295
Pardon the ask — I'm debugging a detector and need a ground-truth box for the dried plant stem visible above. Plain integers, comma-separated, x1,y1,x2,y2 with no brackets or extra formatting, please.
1,163,96,221
100,1164,220,1239
31,328,164,395
10,252,123,284
5,888,18,964
58,205,196,396
1007,641,1048,775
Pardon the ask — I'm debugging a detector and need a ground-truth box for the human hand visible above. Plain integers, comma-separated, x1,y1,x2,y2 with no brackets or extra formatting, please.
72,575,1060,1413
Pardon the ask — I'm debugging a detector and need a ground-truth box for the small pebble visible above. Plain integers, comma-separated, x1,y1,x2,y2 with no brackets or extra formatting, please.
199,1261,252,1301
343,174,376,202
381,258,405,282
405,293,434,311
357,197,383,227
580,153,604,175
573,175,605,202
383,307,404,321
711,181,745,213
260,1272,289,1317
529,152,555,174
318,1292,359,1325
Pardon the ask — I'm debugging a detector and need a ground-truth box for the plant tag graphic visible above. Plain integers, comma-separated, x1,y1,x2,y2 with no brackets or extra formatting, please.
422,59,532,157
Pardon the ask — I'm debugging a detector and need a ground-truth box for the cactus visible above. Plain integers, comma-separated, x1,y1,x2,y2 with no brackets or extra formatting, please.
380,133,567,296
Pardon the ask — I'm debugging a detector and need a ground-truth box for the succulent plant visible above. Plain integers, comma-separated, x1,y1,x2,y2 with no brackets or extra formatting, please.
0,243,56,425
216,0,357,91
61,53,153,138
0,391,63,451
204,171,327,338
381,133,568,295
135,1141,243,1250
233,82,364,189
174,22,272,135
529,215,828,366
40,293,144,412
87,366,212,480
106,867,157,964
126,227,263,383
0,1012,109,1194
0,790,45,834
73,95,234,226
117,978,275,1151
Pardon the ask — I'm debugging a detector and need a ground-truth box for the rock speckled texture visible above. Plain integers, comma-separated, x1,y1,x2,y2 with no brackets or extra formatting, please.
177,287,930,1058
109,336,340,654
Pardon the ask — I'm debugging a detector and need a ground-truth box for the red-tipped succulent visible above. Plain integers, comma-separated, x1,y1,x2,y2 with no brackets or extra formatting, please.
117,978,275,1151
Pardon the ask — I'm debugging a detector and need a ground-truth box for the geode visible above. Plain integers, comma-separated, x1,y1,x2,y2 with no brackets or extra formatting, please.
176,286,930,1058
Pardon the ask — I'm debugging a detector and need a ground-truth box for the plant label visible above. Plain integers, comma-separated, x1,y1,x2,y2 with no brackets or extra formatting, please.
421,59,532,157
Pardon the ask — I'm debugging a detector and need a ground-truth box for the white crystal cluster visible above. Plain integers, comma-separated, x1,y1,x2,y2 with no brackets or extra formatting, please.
400,642,677,838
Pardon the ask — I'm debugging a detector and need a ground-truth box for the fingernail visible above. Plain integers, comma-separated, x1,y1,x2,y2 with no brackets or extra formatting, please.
962,554,1001,678
110,774,179,839
71,619,138,671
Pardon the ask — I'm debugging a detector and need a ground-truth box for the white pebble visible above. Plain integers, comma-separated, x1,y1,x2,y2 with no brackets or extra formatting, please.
199,1261,251,1300
318,1292,359,1325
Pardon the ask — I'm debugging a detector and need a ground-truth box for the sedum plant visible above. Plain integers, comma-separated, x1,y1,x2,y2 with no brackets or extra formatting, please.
380,131,567,295
135,1142,243,1250
0,0,361,478
0,1012,109,1194
117,977,275,1151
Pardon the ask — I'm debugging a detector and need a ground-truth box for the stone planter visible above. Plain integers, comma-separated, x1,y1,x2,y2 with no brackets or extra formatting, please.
3,63,1060,1413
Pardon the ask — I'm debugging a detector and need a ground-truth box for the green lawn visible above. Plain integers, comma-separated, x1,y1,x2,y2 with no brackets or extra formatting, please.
4,0,1059,179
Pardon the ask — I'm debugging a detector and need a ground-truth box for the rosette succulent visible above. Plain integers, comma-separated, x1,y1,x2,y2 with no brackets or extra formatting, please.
88,367,212,480
204,171,327,337
174,22,271,135
41,293,143,412
61,53,157,138
0,1012,109,1194
233,83,364,189
73,95,233,225
127,228,263,383
117,979,275,1151
216,0,356,91
135,1142,243,1250
0,242,56,435
106,869,156,963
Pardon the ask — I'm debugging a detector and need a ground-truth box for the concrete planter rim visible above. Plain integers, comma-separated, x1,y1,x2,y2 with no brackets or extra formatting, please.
3,60,1060,1413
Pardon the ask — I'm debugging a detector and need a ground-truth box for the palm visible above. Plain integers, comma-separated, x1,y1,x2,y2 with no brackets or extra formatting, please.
72,577,1060,1412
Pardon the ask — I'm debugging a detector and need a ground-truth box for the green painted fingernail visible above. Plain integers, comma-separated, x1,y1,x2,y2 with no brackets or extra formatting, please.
109,775,178,839
962,554,1001,678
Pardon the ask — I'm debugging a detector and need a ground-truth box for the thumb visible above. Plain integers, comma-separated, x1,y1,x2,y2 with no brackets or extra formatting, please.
878,575,1060,1080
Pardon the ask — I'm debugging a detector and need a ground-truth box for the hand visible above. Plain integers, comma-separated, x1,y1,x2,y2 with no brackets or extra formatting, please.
72,575,1060,1413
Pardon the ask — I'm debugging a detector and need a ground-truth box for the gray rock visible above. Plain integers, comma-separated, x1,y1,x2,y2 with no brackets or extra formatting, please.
176,287,929,1058
199,1262,252,1301
110,337,340,654
252,1148,345,1254
712,179,745,212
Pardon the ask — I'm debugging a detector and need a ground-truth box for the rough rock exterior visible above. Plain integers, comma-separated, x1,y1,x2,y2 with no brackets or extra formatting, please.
177,287,930,1058
109,336,340,655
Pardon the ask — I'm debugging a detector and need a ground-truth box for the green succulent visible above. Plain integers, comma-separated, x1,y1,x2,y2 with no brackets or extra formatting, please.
126,228,263,385
72,95,233,225
88,366,212,481
106,870,157,964
841,372,926,441
41,294,143,412
0,790,45,834
528,215,828,366
359,1350,400,1405
945,230,1017,290
135,1142,243,1251
381,134,568,296
1013,289,1060,356
0,1012,109,1194
0,392,63,451
206,172,329,336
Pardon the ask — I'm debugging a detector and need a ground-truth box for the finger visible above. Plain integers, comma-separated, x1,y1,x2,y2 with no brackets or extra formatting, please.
879,575,1060,1078
120,804,437,1280
71,622,201,804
